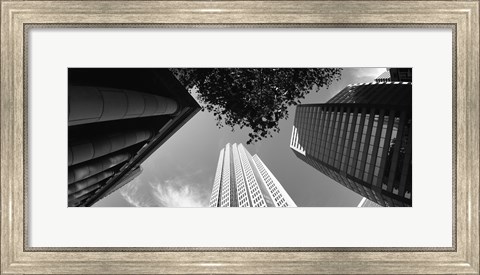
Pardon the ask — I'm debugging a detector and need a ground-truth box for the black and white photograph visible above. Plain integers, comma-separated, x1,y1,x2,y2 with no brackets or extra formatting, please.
3,1,475,273
68,68,412,207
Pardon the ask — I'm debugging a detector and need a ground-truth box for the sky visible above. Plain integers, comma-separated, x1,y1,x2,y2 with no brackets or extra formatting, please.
93,68,386,207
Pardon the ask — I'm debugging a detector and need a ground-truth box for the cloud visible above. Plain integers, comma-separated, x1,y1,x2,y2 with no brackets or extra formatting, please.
151,178,209,207
121,189,145,207
119,178,153,207
119,170,211,207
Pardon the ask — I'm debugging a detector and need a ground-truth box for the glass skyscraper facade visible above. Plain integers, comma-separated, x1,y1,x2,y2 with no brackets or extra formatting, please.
290,80,412,207
210,143,297,207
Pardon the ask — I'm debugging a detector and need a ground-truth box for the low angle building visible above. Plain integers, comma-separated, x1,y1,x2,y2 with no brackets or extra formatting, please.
375,68,412,82
290,71,412,207
210,143,296,207
68,68,200,206
357,197,382,207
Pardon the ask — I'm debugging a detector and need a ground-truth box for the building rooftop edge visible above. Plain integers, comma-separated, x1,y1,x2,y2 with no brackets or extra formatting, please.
347,81,411,87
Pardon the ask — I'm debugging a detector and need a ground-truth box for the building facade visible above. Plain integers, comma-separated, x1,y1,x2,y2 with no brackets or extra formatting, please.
210,143,297,207
375,68,412,82
357,197,382,207
290,79,412,207
68,69,200,207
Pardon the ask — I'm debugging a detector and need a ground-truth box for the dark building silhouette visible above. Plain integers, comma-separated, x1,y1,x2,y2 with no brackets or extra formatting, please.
290,71,412,207
68,69,200,207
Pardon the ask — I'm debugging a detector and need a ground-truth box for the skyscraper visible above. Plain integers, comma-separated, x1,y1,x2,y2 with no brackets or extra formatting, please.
210,143,296,207
357,197,382,207
290,77,412,207
375,68,412,82
68,69,200,207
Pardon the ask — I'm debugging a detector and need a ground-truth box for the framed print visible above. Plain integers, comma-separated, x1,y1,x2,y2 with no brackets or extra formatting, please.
1,0,479,274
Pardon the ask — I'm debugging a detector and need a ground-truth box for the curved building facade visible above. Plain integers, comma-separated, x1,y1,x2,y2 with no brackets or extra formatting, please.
68,69,200,207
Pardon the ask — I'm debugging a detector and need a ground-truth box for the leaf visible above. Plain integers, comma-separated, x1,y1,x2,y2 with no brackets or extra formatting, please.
170,68,342,144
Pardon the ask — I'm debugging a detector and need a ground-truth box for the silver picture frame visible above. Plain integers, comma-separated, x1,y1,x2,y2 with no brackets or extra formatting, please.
1,1,478,274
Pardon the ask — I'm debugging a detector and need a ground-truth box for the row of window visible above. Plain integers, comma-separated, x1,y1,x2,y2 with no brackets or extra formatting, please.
209,148,226,207
232,144,250,207
237,146,266,207
220,146,231,207
300,142,411,206
294,107,412,205
252,157,289,207
328,83,411,106
302,154,385,206
297,107,404,187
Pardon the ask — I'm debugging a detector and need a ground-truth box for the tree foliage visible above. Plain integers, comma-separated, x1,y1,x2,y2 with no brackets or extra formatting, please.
171,68,342,144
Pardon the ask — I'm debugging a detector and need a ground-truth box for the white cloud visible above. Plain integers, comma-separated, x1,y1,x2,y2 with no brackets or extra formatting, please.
119,170,211,207
151,179,209,207
121,190,145,207
119,179,151,207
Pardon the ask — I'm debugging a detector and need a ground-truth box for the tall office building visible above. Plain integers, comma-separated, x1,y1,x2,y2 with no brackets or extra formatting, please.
210,143,296,207
290,75,412,207
68,69,200,207
357,197,382,207
375,68,412,82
